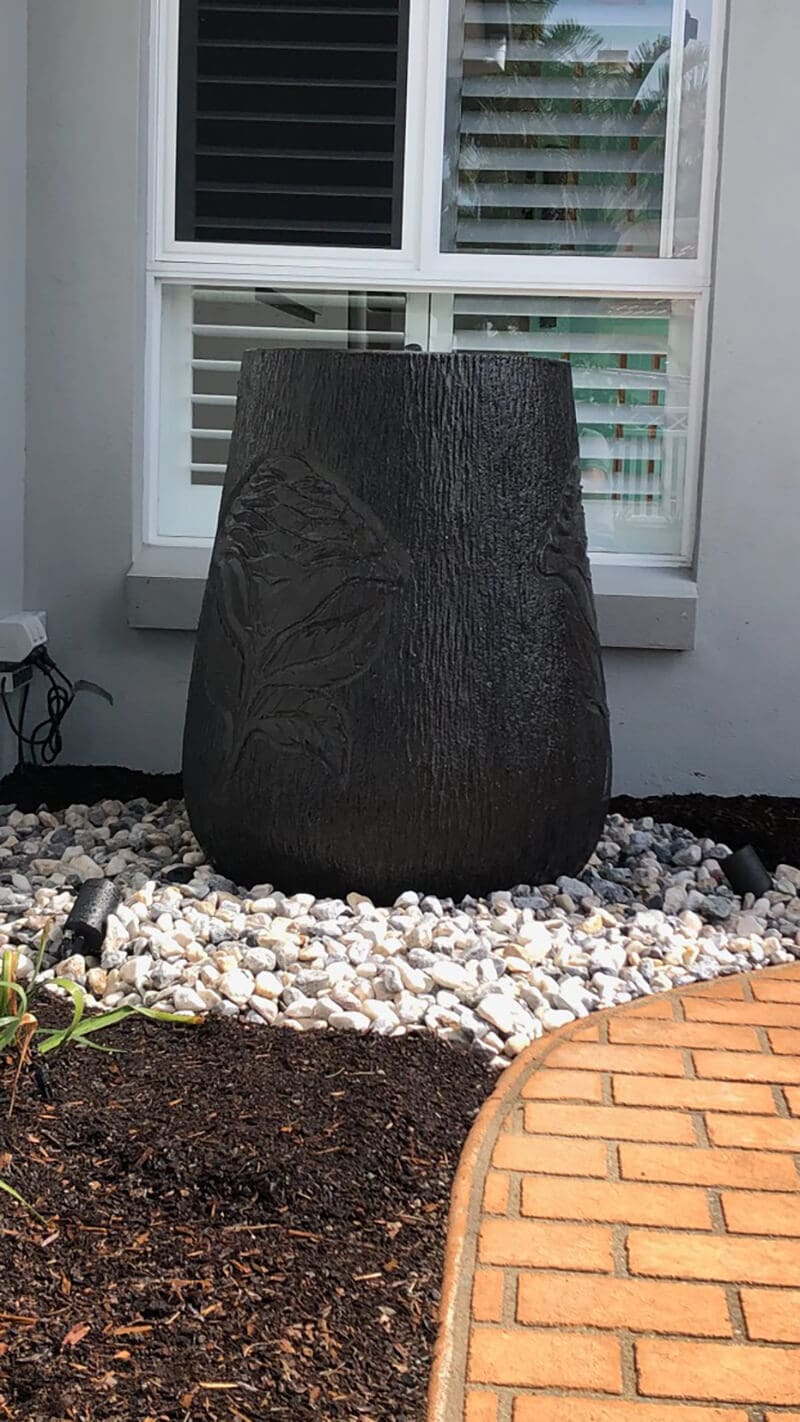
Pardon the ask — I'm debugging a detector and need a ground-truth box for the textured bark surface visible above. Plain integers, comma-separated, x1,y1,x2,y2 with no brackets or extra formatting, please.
183,350,610,898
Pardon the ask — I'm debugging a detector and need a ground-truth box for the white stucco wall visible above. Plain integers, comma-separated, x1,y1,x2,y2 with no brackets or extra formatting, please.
22,0,800,793
0,0,28,774
25,0,191,772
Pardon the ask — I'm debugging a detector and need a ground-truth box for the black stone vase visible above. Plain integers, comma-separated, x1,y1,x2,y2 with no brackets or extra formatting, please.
183,349,611,900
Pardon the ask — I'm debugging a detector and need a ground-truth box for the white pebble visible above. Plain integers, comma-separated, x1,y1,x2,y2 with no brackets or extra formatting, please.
218,967,254,1005
173,985,207,1014
326,1009,371,1032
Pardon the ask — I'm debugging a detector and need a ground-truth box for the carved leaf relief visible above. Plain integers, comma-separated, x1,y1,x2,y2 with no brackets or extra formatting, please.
207,454,408,783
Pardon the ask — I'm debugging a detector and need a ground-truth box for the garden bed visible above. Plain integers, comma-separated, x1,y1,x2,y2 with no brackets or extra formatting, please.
2,765,800,1420
0,1020,492,1422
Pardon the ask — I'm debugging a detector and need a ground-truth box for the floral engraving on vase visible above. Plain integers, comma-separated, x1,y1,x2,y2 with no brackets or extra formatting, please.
205,453,410,784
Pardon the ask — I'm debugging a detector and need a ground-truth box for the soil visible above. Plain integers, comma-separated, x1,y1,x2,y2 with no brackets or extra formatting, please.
0,765,183,814
0,1021,493,1422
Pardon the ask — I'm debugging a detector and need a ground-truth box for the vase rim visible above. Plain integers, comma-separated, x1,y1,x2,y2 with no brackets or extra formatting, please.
245,348,565,363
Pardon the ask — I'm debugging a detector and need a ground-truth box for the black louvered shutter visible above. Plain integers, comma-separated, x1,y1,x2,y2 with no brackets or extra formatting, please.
175,0,410,248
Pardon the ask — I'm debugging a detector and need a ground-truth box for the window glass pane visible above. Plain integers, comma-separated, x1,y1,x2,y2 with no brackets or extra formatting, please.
441,0,711,258
672,0,713,258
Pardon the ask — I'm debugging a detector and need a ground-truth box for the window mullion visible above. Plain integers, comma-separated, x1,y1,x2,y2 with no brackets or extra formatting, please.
413,0,452,274
659,0,689,258
429,293,456,351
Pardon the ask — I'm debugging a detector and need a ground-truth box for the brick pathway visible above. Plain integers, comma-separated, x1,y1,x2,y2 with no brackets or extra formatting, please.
428,964,800,1422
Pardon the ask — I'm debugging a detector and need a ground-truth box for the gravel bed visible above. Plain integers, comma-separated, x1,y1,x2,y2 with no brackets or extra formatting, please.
2,796,800,1070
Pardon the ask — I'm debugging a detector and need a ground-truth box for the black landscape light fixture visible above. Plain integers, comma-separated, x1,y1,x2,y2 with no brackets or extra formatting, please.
63,880,122,956
722,846,772,899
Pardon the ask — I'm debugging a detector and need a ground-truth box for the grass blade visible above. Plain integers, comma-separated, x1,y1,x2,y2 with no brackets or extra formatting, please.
0,978,28,1017
0,950,16,1017
50,978,86,1039
0,1178,48,1226
134,1007,202,1025
26,921,54,1008
36,1027,70,1055
67,1007,135,1038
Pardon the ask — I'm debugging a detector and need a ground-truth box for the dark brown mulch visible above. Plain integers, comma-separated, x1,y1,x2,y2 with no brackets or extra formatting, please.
0,1021,493,1422
0,765,183,814
610,794,800,874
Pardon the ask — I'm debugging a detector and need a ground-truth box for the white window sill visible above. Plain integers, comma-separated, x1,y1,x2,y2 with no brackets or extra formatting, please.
126,548,697,651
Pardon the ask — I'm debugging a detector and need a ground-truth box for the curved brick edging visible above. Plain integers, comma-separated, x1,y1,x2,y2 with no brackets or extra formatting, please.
428,1014,606,1422
428,965,800,1422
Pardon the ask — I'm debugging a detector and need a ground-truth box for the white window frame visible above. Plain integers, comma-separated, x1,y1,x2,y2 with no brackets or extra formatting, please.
143,0,728,564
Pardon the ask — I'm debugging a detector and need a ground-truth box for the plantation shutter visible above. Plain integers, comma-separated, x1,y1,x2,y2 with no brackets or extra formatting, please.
441,293,691,554
444,0,675,256
175,0,410,247
169,288,420,490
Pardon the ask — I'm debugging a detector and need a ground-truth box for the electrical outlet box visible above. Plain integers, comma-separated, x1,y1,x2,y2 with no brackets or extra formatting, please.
0,612,48,667
0,662,34,696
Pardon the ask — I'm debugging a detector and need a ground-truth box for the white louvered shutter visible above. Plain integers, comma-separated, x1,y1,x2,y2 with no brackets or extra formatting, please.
443,0,677,256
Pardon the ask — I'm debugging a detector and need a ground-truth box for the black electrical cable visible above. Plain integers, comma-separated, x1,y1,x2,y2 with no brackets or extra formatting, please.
0,648,77,769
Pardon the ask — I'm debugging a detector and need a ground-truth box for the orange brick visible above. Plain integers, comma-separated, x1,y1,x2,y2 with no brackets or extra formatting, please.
479,1218,613,1272
688,977,747,999
628,1228,800,1286
468,1325,621,1391
492,1133,607,1177
636,1337,800,1405
693,1049,800,1084
620,1142,800,1190
741,1286,800,1343
625,997,675,1017
766,1415,800,1422
522,1068,604,1102
609,1018,761,1051
550,1041,686,1076
572,1019,602,1040
751,977,800,1002
465,1393,498,1422
786,1086,800,1115
521,1175,711,1229
684,998,800,1027
613,1075,776,1114
722,1189,800,1236
524,1102,695,1144
706,1112,800,1153
515,1401,748,1422
472,1269,505,1323
482,1171,510,1214
767,1027,800,1054
516,1271,731,1336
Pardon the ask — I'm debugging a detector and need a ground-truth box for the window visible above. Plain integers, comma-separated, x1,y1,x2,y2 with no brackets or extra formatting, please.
147,0,724,560
441,0,710,258
174,0,410,246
